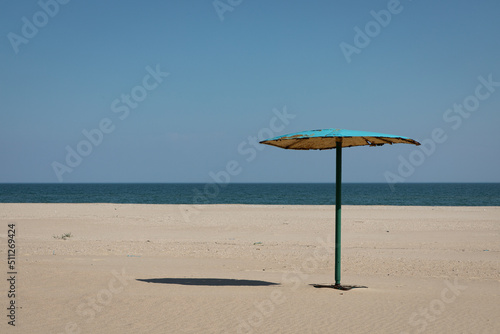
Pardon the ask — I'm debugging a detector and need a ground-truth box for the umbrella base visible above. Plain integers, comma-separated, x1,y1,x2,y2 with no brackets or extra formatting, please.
311,284,367,291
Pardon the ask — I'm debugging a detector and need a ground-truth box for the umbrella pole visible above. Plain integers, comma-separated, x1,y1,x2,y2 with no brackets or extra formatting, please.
335,141,342,286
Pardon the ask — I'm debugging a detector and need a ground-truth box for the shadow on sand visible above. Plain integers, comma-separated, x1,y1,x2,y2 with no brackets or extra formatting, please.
136,278,280,287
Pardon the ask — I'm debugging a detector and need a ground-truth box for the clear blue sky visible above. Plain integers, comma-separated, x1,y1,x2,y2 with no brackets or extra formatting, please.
1,0,499,183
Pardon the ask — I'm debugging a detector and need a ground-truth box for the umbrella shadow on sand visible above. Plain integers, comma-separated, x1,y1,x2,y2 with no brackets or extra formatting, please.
136,278,280,287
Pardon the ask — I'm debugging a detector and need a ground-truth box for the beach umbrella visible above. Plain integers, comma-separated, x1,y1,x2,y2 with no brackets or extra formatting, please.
260,128,420,290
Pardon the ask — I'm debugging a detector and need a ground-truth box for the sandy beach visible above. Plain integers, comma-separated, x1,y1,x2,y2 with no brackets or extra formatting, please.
0,203,499,333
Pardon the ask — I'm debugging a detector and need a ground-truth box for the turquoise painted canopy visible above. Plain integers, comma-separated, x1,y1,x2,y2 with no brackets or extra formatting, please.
260,128,420,150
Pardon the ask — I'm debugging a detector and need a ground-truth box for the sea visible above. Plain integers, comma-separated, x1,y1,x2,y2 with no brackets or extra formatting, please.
0,183,499,206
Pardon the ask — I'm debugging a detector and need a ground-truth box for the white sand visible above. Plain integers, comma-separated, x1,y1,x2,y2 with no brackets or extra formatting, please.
0,204,499,333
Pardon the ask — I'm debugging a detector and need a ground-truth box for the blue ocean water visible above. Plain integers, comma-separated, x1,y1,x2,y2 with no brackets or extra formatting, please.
0,183,499,206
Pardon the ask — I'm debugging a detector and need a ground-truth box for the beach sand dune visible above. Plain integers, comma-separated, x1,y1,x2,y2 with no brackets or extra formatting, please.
1,204,499,333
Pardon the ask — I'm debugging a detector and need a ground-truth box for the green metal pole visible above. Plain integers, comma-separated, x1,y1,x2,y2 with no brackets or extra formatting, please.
335,140,342,285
